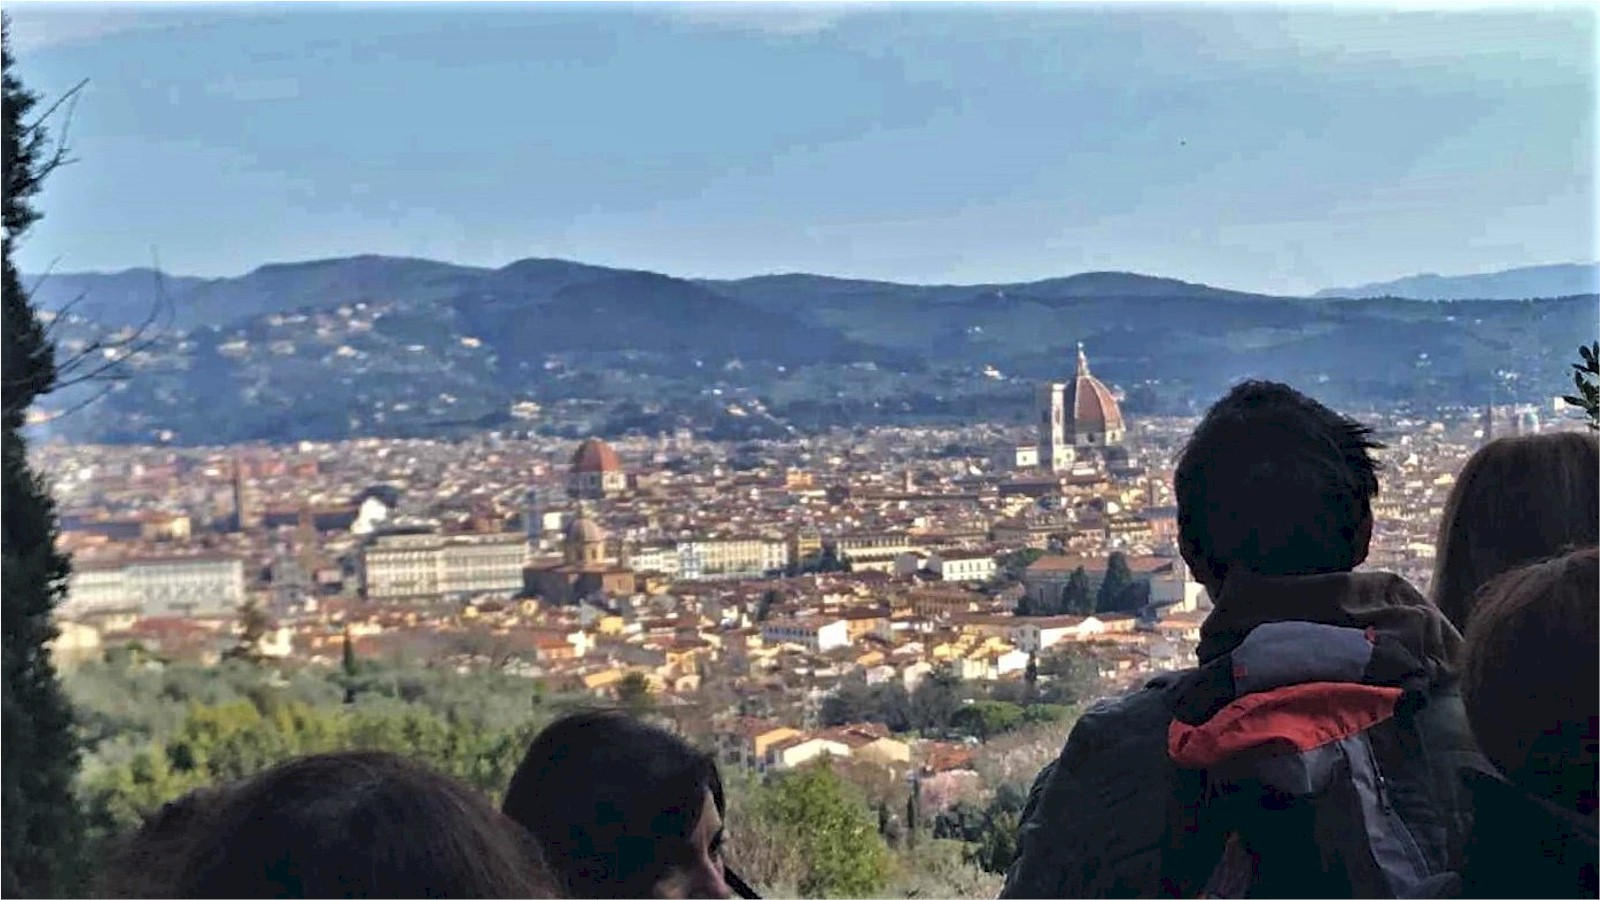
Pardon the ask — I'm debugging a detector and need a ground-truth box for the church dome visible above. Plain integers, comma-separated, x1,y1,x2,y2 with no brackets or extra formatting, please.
1064,344,1124,437
565,514,607,546
570,437,621,474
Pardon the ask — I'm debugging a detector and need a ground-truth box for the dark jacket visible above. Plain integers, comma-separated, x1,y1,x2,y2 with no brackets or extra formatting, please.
1408,771,1598,899
1000,571,1483,899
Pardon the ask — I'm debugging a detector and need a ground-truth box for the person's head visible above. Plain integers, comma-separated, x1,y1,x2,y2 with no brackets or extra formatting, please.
167,751,557,898
1174,380,1383,596
503,710,733,900
97,786,230,898
1460,547,1599,817
1432,432,1600,632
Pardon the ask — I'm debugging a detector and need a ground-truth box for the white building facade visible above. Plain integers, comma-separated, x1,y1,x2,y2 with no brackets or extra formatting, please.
362,532,528,600
64,555,246,619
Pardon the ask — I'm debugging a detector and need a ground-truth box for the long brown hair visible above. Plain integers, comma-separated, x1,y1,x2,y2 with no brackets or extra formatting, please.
161,751,557,898
1432,431,1598,631
1460,547,1599,815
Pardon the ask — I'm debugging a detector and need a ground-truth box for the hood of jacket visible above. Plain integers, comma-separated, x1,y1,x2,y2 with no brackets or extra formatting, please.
1198,570,1461,683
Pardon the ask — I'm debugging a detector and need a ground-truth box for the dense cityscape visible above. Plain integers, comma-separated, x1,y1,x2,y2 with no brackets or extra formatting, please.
38,346,1579,784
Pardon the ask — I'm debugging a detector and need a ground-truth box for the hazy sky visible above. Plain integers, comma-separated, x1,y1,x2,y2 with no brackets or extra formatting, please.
6,2,1596,294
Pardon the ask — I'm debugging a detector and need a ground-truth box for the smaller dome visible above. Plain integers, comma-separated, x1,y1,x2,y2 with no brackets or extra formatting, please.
565,514,607,545
571,437,622,474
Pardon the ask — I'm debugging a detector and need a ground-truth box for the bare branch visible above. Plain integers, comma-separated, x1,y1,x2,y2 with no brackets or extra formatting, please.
25,78,87,134
22,78,85,184
37,377,122,423
48,248,176,395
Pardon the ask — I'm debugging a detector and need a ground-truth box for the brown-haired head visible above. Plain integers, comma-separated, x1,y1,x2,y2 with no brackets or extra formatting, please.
167,751,558,898
97,786,231,898
1433,432,1599,631
1461,547,1599,817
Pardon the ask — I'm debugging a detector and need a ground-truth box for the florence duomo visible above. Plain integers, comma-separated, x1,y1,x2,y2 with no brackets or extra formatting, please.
1031,344,1127,473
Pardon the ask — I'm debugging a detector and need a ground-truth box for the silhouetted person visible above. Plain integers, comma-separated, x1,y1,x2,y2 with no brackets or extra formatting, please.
141,751,557,898
503,710,755,899
1413,547,1598,899
1431,432,1599,631
1002,381,1479,898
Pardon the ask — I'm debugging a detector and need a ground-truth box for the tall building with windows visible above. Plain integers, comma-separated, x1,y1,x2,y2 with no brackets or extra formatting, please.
64,554,246,619
232,457,261,531
1035,382,1073,472
360,531,528,601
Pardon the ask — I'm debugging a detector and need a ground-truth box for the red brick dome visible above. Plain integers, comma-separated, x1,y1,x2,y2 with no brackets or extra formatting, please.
570,437,621,474
1064,344,1124,436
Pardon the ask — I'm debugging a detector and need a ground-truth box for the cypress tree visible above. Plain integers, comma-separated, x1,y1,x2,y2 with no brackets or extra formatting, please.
1061,566,1093,615
341,625,358,677
2,18,85,895
905,773,922,849
1096,552,1134,614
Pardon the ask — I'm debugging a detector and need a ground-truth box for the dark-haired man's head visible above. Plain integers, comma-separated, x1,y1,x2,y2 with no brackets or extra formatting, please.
1461,547,1599,817
504,710,734,900
164,751,556,898
1175,381,1383,597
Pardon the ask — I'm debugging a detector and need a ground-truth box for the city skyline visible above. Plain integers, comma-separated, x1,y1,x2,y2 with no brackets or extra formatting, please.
7,3,1595,295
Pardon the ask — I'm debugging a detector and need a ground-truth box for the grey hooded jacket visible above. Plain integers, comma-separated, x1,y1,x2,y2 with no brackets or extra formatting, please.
999,571,1484,899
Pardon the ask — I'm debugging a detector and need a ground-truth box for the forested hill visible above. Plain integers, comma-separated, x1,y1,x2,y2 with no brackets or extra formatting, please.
25,256,1600,444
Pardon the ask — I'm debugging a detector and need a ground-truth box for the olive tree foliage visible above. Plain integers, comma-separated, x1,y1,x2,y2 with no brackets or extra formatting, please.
726,760,892,899
1565,341,1600,430
64,656,565,856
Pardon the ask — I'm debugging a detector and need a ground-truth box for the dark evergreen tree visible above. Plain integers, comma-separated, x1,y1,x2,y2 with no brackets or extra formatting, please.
755,588,781,623
1062,566,1094,615
341,625,358,705
2,18,84,895
910,665,962,734
905,774,922,849
1116,579,1152,615
1054,584,1073,616
1095,553,1133,614
341,626,358,678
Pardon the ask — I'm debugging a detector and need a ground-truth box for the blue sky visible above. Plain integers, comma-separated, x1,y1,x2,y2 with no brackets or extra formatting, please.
6,2,1595,294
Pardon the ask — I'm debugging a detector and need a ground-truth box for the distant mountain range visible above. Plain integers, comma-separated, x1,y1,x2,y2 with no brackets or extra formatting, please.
1315,263,1599,301
23,257,1599,445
